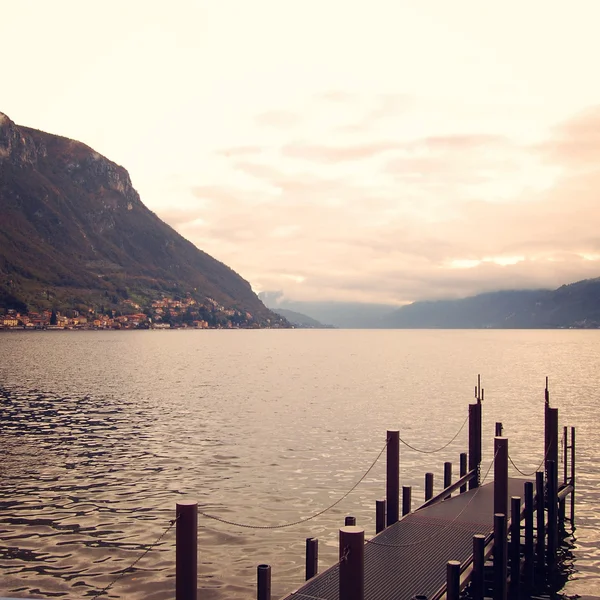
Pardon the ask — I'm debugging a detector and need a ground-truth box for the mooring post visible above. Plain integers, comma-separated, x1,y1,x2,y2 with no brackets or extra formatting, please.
425,472,434,501
547,460,558,568
545,408,558,494
563,426,568,484
468,403,480,490
376,499,386,533
446,560,461,600
345,516,356,526
571,426,576,526
339,526,364,600
257,564,271,600
402,486,411,516
495,422,503,436
305,538,318,580
494,437,509,518
386,430,400,526
493,513,508,600
444,462,452,499
535,471,545,575
176,501,198,600
524,481,535,590
510,496,521,598
459,452,467,493
472,534,486,600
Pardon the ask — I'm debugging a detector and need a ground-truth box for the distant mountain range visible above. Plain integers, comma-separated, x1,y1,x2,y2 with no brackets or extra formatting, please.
270,308,333,328
262,278,600,329
0,112,286,327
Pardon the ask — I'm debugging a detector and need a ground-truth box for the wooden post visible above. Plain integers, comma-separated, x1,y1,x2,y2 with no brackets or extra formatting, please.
402,486,411,516
494,437,509,518
493,513,507,600
535,471,545,574
547,460,558,568
345,516,356,526
563,426,568,484
444,462,452,499
446,560,461,600
469,403,481,490
257,564,271,600
495,422,503,436
571,426,576,526
339,526,364,600
386,430,400,526
305,538,318,580
176,501,198,600
472,534,486,600
425,472,434,501
376,499,386,533
510,496,521,598
545,408,558,494
459,452,467,493
524,481,535,590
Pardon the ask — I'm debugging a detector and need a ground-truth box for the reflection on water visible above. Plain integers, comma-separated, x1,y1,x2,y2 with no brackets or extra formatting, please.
0,330,599,598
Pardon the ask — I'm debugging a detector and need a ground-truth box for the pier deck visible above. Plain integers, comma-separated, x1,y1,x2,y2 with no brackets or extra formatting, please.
285,478,530,600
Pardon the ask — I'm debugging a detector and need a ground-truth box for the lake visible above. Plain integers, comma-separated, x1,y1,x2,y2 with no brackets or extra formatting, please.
0,329,598,599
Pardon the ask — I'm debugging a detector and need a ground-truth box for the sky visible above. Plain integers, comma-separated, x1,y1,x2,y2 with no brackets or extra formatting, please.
4,0,600,305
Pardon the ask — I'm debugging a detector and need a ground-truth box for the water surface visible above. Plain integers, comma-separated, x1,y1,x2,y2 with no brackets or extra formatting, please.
0,330,598,598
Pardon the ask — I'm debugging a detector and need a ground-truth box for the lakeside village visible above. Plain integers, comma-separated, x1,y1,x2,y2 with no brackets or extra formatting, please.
0,296,285,330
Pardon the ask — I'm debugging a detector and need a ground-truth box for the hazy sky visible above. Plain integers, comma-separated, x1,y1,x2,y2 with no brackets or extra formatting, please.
4,1,600,304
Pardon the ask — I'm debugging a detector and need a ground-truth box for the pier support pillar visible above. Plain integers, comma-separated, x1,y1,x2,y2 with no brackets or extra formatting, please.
425,472,434,501
571,426,576,527
305,538,318,580
535,471,545,576
376,499,386,533
386,430,400,526
339,526,364,600
257,564,271,600
446,560,461,600
402,486,412,516
493,513,507,600
176,501,198,600
524,481,535,590
494,437,508,518
547,460,558,568
459,452,467,493
468,402,482,490
444,462,452,498
472,534,486,600
510,496,521,598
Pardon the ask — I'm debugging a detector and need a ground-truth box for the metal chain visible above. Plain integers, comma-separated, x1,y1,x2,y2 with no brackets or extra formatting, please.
398,414,469,454
199,439,389,529
508,442,553,477
366,448,498,549
90,516,178,600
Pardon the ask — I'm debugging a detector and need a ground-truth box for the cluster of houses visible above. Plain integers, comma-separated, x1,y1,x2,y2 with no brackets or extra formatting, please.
0,295,261,330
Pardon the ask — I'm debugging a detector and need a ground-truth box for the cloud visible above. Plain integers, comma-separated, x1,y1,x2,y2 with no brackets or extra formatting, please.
335,93,413,133
218,145,263,158
157,105,600,305
539,105,600,168
282,140,401,163
254,110,301,128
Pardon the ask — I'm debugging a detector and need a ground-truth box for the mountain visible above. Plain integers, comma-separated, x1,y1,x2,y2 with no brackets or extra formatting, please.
0,112,286,327
258,292,397,328
383,278,600,329
270,308,333,328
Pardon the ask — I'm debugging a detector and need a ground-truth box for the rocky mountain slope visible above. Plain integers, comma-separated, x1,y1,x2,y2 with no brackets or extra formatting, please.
0,112,285,326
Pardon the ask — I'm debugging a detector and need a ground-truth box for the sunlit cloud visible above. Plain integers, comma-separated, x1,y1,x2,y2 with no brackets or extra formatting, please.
159,105,600,304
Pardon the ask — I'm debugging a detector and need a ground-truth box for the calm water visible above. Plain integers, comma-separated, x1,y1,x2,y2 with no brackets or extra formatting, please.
0,329,599,599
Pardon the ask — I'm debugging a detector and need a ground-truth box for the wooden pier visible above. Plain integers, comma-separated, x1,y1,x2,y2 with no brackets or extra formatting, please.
170,378,576,600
